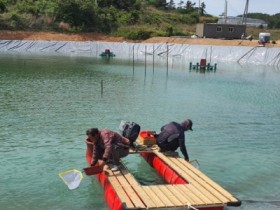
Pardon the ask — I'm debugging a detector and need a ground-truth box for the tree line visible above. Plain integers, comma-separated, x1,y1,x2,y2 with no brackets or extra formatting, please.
0,0,208,31
0,0,279,38
245,13,280,29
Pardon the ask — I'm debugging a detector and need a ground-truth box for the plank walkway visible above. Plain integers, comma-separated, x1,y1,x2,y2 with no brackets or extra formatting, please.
104,146,240,210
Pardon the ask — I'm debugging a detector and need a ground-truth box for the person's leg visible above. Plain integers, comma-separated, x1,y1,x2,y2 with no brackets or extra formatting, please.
160,139,179,156
112,145,129,165
111,145,120,165
167,138,179,151
110,145,129,171
94,149,104,164
158,146,167,152
118,147,129,160
157,139,169,152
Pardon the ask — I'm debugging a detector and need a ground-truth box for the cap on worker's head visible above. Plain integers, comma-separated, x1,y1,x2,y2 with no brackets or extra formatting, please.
181,119,193,131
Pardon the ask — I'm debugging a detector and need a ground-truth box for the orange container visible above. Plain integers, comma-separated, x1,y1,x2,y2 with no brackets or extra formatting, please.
137,130,157,145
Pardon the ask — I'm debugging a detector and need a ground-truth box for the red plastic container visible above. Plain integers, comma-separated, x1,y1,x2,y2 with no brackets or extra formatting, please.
138,130,156,145
83,165,103,175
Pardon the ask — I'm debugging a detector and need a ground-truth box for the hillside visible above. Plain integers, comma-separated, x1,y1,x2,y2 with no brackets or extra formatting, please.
1,0,280,44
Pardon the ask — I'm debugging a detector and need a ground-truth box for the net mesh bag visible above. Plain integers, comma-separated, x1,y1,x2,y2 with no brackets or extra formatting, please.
190,160,200,169
59,169,84,190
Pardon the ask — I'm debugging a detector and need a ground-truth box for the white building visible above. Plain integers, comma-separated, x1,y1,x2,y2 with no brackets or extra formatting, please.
218,16,268,28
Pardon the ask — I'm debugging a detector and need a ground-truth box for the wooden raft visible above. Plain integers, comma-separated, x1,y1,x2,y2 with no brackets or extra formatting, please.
104,147,240,210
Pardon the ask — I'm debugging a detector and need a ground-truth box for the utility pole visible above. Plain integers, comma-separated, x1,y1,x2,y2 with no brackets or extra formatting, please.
224,0,228,24
242,0,249,25
242,0,249,35
198,0,200,15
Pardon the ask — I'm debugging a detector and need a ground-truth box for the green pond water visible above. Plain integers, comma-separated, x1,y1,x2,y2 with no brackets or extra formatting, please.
0,53,280,210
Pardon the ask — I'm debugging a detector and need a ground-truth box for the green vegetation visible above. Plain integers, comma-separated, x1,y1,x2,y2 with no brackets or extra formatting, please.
245,13,280,29
0,0,280,40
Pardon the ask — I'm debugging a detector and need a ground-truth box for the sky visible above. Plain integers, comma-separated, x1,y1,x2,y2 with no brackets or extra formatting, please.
173,0,279,17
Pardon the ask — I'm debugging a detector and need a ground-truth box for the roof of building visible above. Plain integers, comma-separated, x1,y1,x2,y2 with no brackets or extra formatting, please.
218,16,268,27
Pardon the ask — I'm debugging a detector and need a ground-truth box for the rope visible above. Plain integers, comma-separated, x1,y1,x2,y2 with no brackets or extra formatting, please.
237,46,257,63
188,204,199,210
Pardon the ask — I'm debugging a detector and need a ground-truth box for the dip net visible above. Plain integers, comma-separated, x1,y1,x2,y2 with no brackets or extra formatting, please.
59,169,83,190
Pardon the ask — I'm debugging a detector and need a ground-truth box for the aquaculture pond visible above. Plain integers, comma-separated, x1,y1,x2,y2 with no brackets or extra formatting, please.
1,54,280,210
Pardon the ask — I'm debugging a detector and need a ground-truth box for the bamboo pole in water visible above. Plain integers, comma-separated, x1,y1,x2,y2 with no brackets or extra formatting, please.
166,43,169,76
145,45,147,79
132,45,135,76
101,80,103,97
153,45,155,74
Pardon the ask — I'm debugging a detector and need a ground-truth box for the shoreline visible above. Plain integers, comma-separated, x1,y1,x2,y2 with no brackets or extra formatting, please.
1,30,280,48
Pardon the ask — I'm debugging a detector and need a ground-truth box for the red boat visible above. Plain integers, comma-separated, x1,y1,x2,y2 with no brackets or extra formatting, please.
85,139,241,210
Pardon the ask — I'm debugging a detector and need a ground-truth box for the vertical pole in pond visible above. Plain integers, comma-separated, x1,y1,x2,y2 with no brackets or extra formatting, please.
101,80,103,98
96,42,99,57
132,45,135,76
153,45,155,74
145,45,147,79
166,42,169,76
209,46,212,64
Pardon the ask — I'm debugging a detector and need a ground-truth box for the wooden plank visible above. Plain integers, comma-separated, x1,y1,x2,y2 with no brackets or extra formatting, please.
179,184,219,206
118,166,204,208
177,157,240,203
112,166,146,209
178,183,210,205
157,185,183,207
170,157,224,204
118,165,158,208
129,144,157,154
105,147,239,209
165,185,195,206
184,180,220,204
176,156,236,204
106,170,135,208
154,151,224,204
141,186,166,208
173,156,232,203
148,185,174,207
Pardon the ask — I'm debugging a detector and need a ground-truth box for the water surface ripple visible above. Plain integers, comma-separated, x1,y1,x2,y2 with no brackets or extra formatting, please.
1,54,280,210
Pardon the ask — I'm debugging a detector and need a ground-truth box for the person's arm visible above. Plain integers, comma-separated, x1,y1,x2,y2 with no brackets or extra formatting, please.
179,137,189,161
102,132,113,161
91,143,98,166
98,159,106,167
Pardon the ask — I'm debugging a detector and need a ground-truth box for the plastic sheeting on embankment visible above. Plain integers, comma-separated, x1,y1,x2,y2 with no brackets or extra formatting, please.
1,40,280,67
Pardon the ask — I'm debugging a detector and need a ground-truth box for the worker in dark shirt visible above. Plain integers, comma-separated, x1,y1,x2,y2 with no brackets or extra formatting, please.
156,119,193,161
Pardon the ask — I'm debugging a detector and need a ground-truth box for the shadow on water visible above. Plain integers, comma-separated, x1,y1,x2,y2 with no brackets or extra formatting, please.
122,154,166,186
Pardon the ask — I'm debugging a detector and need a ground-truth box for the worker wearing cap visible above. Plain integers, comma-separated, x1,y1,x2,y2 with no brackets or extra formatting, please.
156,119,193,161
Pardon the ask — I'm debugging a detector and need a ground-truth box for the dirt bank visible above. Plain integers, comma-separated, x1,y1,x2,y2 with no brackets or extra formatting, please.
0,30,279,48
